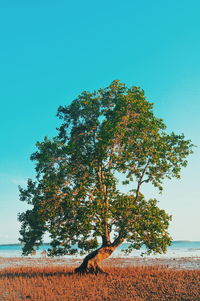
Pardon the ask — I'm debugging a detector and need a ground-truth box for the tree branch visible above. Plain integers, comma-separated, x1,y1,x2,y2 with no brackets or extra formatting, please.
112,234,124,248
135,159,150,202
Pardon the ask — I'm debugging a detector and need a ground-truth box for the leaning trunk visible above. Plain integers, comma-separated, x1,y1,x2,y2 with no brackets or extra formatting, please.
75,239,124,274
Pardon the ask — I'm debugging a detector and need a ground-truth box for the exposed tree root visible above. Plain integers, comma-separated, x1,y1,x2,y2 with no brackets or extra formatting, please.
74,264,107,275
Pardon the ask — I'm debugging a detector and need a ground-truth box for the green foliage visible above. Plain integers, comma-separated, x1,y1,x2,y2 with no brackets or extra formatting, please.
18,80,193,256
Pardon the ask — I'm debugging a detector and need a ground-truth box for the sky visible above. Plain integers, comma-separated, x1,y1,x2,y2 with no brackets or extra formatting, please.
0,0,200,244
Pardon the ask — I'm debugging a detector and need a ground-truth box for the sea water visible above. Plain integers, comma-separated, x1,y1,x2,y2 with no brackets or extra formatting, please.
117,241,200,258
0,244,50,258
0,241,200,258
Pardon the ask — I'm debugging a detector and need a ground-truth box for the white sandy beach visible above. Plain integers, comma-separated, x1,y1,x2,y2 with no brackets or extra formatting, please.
0,256,200,271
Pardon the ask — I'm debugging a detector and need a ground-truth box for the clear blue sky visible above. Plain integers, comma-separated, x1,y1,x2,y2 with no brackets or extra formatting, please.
0,0,199,243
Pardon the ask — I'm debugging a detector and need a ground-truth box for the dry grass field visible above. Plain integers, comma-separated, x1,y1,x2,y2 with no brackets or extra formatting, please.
0,265,200,301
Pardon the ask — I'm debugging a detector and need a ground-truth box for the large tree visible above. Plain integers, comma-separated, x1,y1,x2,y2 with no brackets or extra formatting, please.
18,81,193,273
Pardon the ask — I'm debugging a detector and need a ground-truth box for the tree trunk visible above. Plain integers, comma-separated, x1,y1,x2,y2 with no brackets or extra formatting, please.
74,239,124,274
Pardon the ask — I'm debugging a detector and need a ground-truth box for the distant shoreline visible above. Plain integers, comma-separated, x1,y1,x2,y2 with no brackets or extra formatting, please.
0,243,51,247
0,240,200,246
1,241,200,260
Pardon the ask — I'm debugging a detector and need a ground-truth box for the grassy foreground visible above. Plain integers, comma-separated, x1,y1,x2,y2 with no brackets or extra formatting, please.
0,265,199,301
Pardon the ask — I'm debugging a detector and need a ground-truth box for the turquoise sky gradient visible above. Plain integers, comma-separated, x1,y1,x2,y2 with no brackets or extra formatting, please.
0,0,199,243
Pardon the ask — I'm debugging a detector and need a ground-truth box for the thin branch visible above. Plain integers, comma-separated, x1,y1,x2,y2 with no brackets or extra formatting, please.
135,159,150,202
112,232,125,247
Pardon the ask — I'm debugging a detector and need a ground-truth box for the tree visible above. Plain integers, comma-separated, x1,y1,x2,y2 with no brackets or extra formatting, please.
18,81,193,273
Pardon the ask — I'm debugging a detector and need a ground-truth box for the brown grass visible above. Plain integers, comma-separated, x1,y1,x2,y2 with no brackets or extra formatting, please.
0,265,199,301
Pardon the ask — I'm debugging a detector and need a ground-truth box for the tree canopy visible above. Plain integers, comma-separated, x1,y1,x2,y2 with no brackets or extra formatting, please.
18,81,193,266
